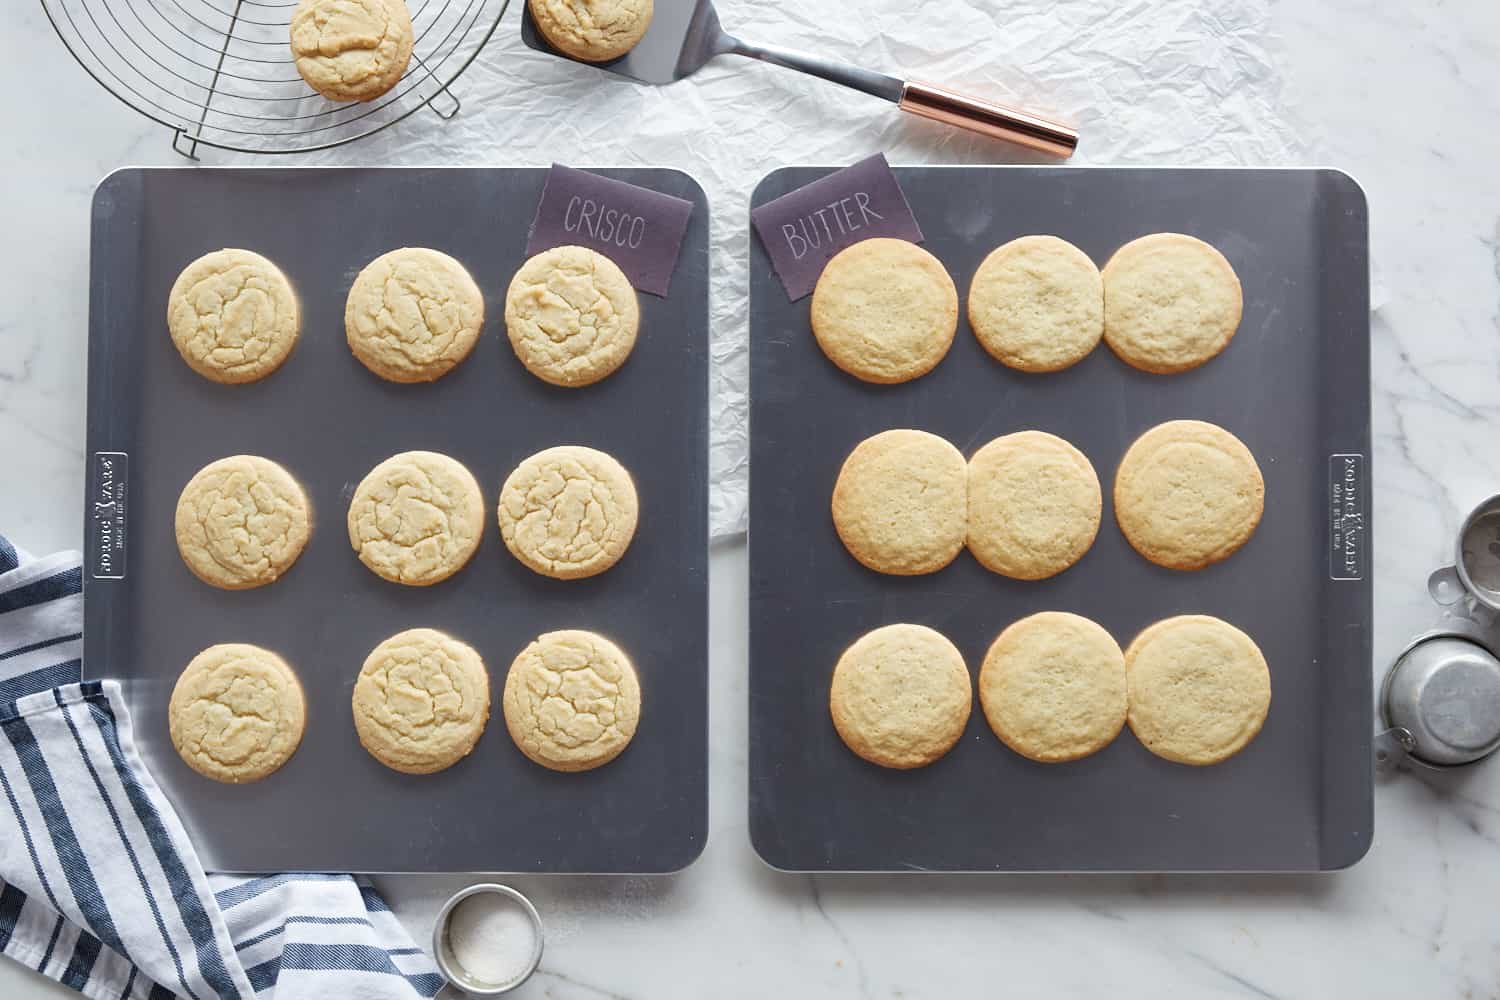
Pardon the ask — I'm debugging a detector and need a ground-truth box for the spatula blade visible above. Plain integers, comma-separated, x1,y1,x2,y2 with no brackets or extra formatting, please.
520,0,721,85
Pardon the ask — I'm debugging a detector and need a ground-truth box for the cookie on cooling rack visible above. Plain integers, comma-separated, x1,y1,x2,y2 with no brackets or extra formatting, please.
290,0,415,103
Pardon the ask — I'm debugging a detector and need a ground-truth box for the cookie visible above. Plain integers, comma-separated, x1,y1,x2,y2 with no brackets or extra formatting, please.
810,238,958,384
504,245,639,388
345,248,484,383
169,644,306,783
968,235,1103,373
978,612,1126,763
175,455,311,590
352,628,491,774
966,431,1101,580
1102,233,1243,374
831,429,966,576
167,249,299,384
1125,615,1271,765
498,446,638,580
290,0,414,103
828,624,971,770
1114,419,1264,570
348,451,485,586
503,630,641,772
528,0,654,62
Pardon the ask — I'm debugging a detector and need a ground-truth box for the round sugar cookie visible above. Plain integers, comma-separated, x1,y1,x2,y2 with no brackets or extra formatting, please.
290,0,413,102
966,431,1101,580
1102,233,1243,374
345,248,484,383
978,612,1126,763
498,445,638,580
167,249,299,384
1125,615,1271,765
505,245,639,387
829,624,971,770
503,630,641,772
831,429,966,576
175,455,311,590
968,235,1103,372
169,643,306,783
348,451,485,586
352,628,491,774
528,0,654,63
810,238,958,384
1114,419,1264,571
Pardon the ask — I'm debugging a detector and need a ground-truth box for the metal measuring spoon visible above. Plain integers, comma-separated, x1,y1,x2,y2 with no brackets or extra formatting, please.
520,0,1078,157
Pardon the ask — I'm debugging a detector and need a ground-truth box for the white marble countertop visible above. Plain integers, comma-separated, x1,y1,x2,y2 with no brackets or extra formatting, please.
4,1,1500,997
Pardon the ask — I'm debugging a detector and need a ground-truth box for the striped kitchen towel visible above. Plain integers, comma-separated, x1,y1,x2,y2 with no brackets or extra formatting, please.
0,536,444,999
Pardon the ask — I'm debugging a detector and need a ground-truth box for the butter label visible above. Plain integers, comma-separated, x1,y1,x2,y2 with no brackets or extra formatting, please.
751,154,924,301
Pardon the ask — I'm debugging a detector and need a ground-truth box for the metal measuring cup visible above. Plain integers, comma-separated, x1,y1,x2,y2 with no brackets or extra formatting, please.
1378,496,1500,770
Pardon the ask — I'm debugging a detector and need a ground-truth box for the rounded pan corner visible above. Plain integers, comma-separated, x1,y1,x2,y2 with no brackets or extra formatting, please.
93,166,144,207
650,824,709,875
1322,823,1374,872
1316,167,1369,217
751,167,808,210
747,815,804,874
653,168,708,209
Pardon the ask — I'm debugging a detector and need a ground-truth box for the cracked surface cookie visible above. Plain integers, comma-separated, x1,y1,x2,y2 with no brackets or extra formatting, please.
290,0,413,103
353,628,491,774
1102,232,1242,374
829,623,971,770
175,455,311,590
169,643,305,783
167,248,299,384
348,450,485,586
1125,615,1271,765
832,429,966,576
979,612,1126,763
528,0,654,63
968,235,1103,373
504,245,639,387
810,238,958,384
503,630,641,772
967,431,1101,581
498,445,638,580
345,248,484,383
1114,419,1264,571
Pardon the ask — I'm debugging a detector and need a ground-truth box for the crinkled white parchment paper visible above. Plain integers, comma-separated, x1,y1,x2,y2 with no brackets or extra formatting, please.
303,0,1309,537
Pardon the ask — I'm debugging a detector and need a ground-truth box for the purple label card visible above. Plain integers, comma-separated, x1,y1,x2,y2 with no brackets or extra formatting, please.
750,153,925,301
526,164,695,297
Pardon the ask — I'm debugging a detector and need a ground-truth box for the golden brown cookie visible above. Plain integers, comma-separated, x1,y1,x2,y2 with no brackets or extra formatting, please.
966,431,1101,580
504,245,639,388
968,235,1103,373
352,628,491,774
345,248,484,383
290,0,414,103
831,429,966,576
978,612,1126,763
347,451,485,586
503,630,641,772
1125,615,1271,765
829,624,971,769
1114,420,1264,570
528,0,654,62
1102,233,1243,374
175,455,311,590
498,446,638,580
810,238,958,384
169,644,306,783
167,249,299,384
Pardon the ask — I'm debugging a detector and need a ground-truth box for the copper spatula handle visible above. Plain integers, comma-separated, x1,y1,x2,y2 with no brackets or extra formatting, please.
899,80,1077,158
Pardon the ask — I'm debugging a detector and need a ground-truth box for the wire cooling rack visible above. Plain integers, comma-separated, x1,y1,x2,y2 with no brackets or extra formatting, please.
41,0,508,156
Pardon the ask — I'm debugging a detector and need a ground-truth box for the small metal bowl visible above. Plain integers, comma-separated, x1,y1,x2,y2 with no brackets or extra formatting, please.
1381,632,1500,768
432,883,545,996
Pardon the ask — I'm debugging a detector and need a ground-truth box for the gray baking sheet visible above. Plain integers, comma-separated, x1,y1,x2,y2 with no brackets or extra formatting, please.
85,167,708,874
748,166,1371,873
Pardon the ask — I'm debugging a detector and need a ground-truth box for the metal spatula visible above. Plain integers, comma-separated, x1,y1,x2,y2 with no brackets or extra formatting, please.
520,0,1078,158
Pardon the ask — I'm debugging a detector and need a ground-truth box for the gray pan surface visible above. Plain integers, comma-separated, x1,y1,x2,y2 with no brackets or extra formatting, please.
85,167,708,874
748,166,1371,872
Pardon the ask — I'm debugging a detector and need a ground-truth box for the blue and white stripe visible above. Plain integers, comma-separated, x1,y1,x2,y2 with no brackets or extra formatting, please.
0,536,443,999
